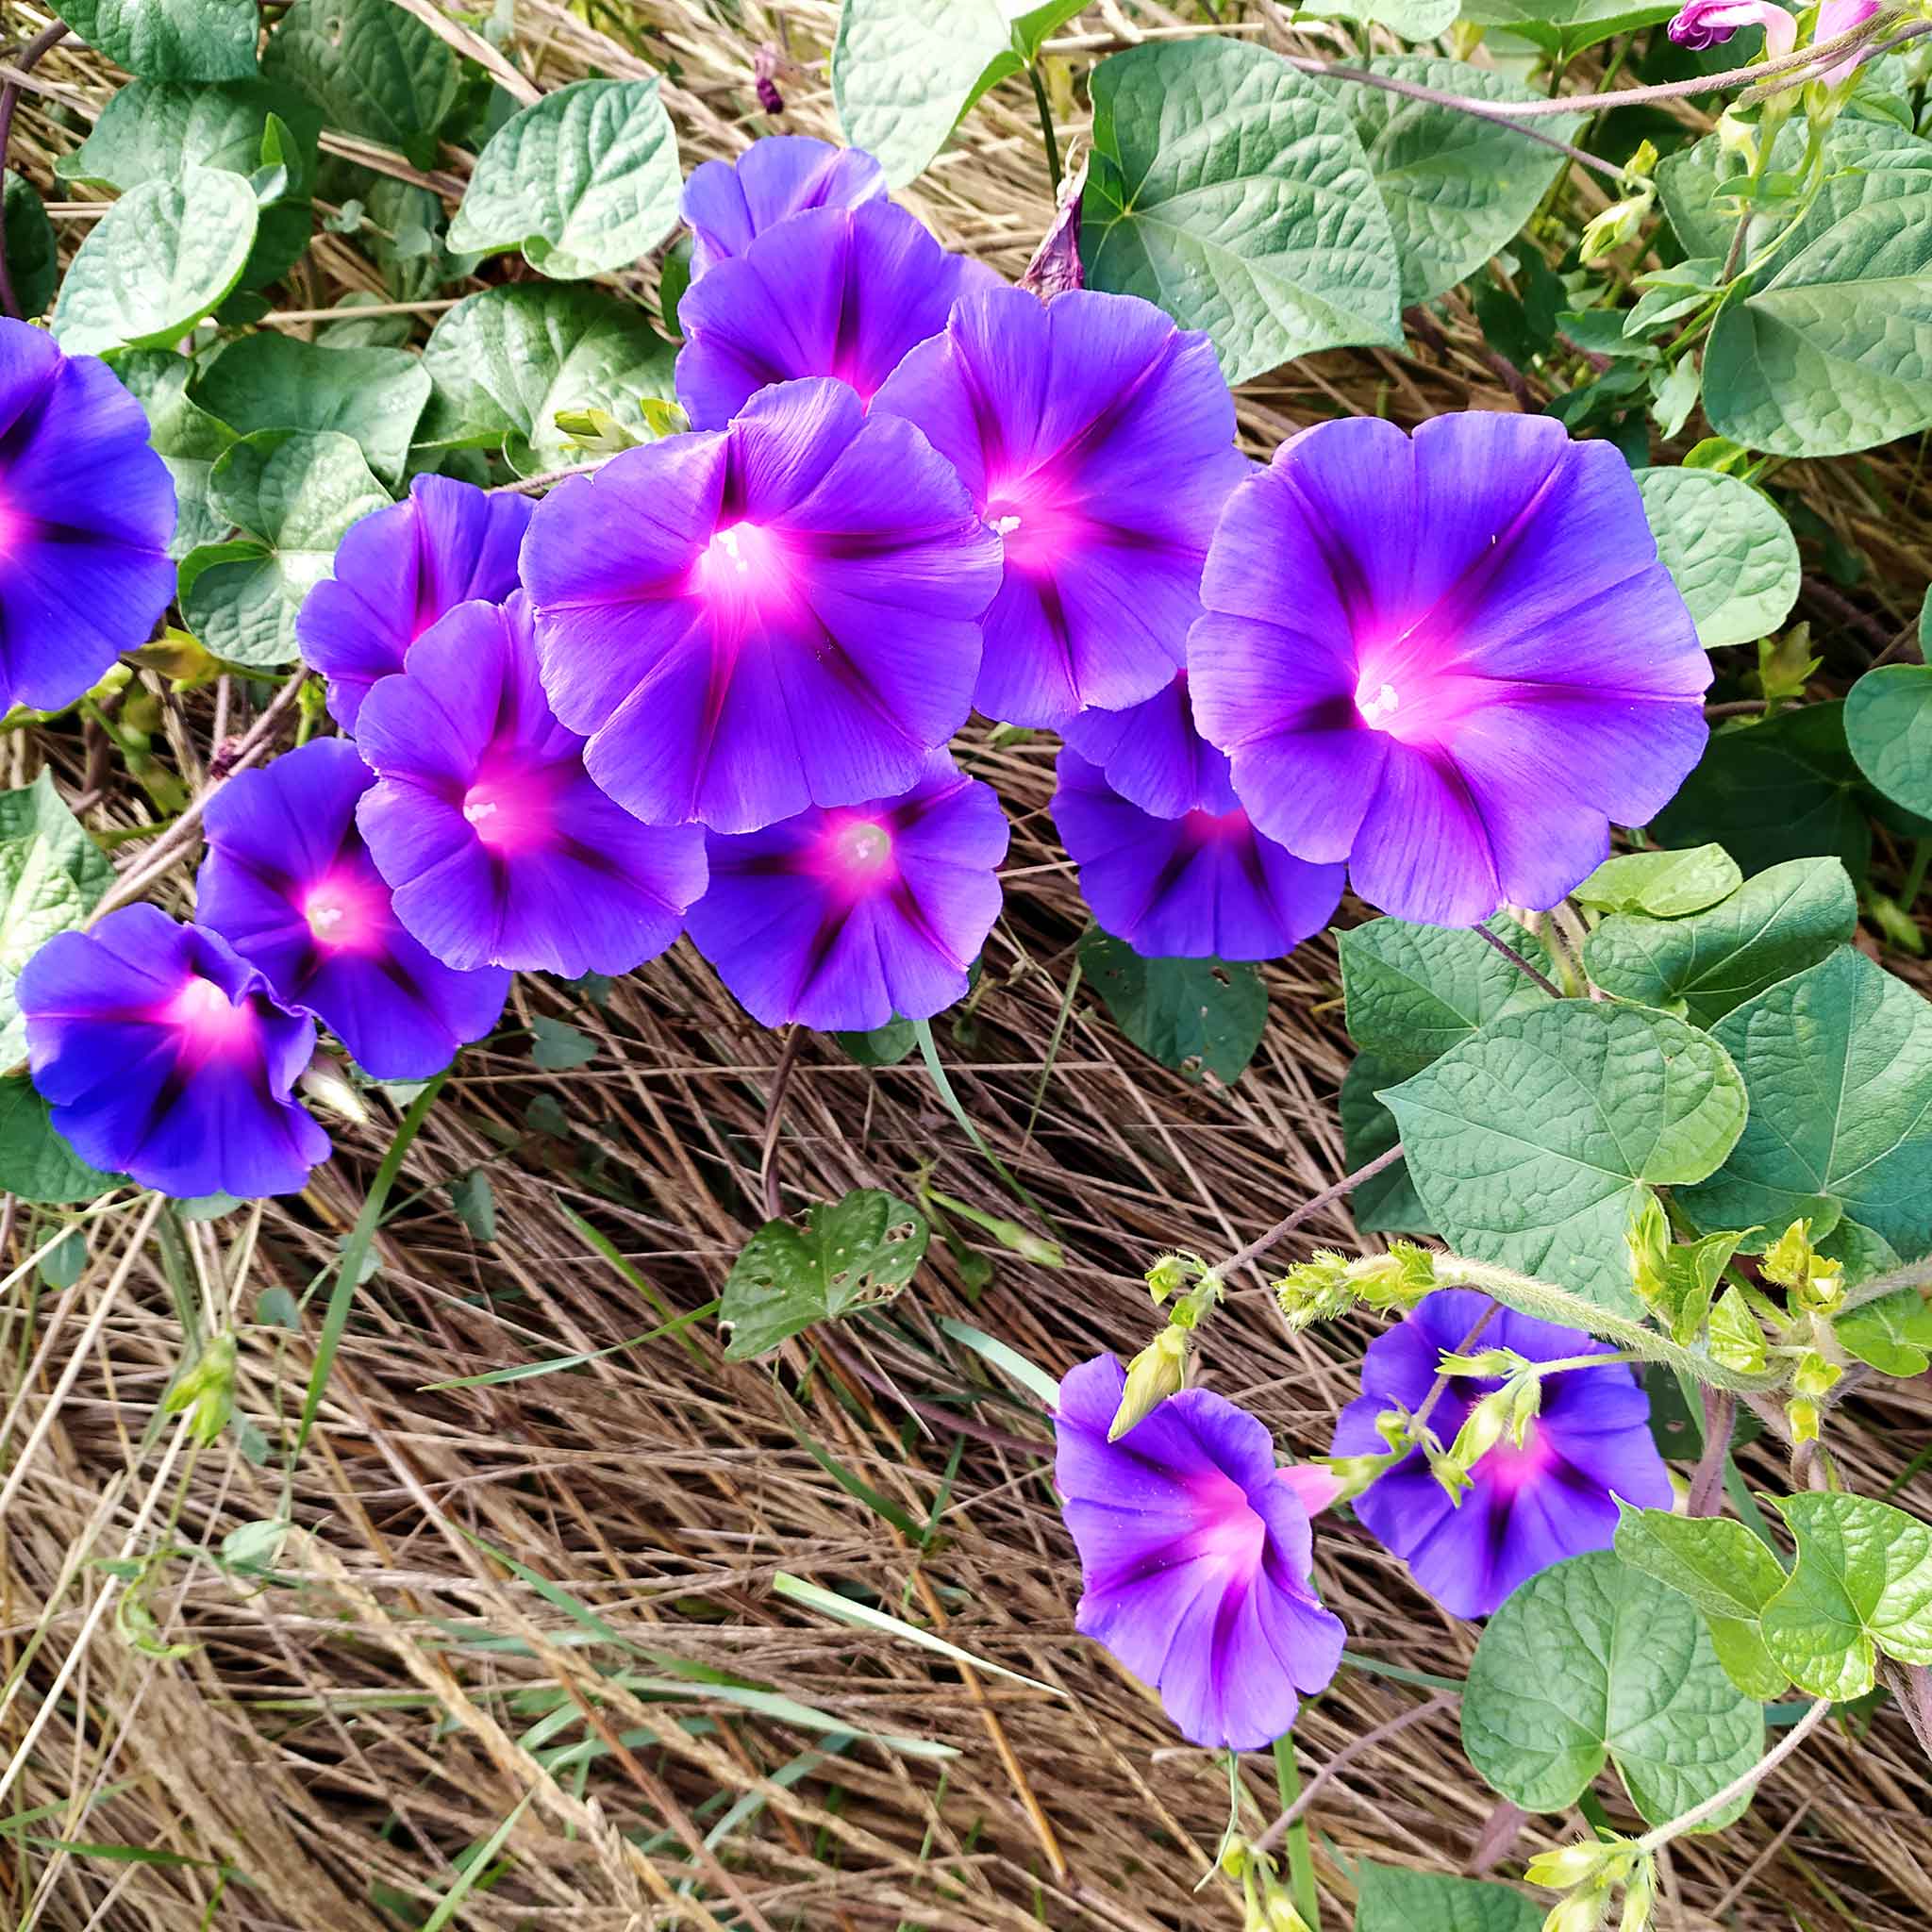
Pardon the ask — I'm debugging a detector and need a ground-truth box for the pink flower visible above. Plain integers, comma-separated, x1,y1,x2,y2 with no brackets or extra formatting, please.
1666,0,1798,57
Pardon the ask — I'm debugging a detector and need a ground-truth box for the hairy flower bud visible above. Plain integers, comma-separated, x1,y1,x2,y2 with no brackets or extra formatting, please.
1761,1218,1844,1313
1526,1841,1623,1891
1109,1325,1189,1441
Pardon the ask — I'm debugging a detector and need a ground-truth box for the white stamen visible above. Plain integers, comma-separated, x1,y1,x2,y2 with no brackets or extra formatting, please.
991,513,1023,538
308,904,343,931
1358,680,1400,727
464,798,499,825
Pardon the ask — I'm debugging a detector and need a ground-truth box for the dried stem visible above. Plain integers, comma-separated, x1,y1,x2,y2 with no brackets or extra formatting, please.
1251,1692,1457,1853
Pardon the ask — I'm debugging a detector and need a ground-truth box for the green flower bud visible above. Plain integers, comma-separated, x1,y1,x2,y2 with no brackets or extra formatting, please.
1542,1888,1611,1932
1618,1858,1657,1932
1580,189,1654,264
1109,1326,1189,1441
164,1332,237,1447
1792,1349,1843,1399
1625,1193,1674,1313
1788,1393,1822,1444
1506,1372,1543,1448
1274,1251,1354,1332
1147,1252,1193,1304
1437,1347,1522,1379
1317,1449,1401,1504
1525,1841,1620,1891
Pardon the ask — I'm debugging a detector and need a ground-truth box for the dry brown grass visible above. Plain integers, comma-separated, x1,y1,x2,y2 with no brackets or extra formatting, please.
3,3,1931,1928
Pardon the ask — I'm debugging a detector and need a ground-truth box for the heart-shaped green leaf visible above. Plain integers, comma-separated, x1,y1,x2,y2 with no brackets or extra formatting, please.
1637,467,1800,651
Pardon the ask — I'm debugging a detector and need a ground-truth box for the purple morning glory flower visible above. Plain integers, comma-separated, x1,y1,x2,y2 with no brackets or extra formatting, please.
1188,414,1711,928
1056,1355,1346,1751
521,377,1003,834
872,289,1248,729
295,475,533,732
1054,739,1343,962
354,593,708,977
681,135,886,279
1329,1291,1674,1620
1062,674,1224,823
19,905,328,1198
197,738,510,1079
0,320,175,716
674,199,996,430
685,751,1006,1031
1665,0,1796,52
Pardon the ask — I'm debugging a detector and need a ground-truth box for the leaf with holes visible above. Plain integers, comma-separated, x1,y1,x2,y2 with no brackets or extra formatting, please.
1637,468,1800,650
721,1190,929,1360
0,775,113,1071
194,334,430,488
52,0,259,80
1681,947,1932,1274
1341,58,1581,304
1760,1493,1932,1700
52,167,258,355
1078,929,1267,1085
1383,1001,1746,1317
416,284,678,476
1082,37,1401,385
179,430,390,667
1462,1551,1763,1826
448,78,683,279
1583,858,1856,1027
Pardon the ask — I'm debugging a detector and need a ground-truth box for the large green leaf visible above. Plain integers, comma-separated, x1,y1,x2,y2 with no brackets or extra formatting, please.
52,0,258,80
720,1190,929,1360
1636,467,1800,650
1658,117,1931,262
1682,947,1932,1269
1760,1493,1932,1700
51,167,258,355
179,430,390,667
0,1077,121,1204
1383,1001,1747,1317
3,177,58,321
111,350,240,559
195,334,429,487
1082,38,1402,386
1835,1287,1932,1376
1583,858,1857,1027
417,284,677,476
1354,1862,1541,1932
1079,930,1267,1085
1651,703,1877,884
1299,0,1458,40
1339,1053,1433,1236
832,0,1083,188
1462,1551,1763,1826
1845,664,1932,821
0,775,113,1070
1339,914,1555,1077
56,78,321,291
263,0,458,171
1572,844,1741,920
1613,1507,1786,1622
1341,58,1580,305
447,78,682,279
1703,184,1932,458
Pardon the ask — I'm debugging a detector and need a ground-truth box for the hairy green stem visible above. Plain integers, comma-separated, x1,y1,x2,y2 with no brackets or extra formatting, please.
1634,1697,1833,1854
1430,1253,1787,1393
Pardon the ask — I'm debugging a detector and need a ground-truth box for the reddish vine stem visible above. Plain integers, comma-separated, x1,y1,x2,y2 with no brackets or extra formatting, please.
1221,1141,1407,1283
1686,1388,1735,1517
0,20,68,321
1474,922,1564,998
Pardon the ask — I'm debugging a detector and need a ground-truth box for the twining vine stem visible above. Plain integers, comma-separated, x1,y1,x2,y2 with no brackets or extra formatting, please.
1218,1141,1408,1281
0,19,69,321
1250,1691,1458,1853
1634,1697,1835,1854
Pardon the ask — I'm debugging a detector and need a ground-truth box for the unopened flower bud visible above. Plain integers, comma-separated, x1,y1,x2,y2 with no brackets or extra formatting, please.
1792,1349,1842,1400
1443,1388,1515,1491
1542,1887,1611,1932
1316,1451,1398,1504
1220,1836,1251,1880
301,1051,370,1125
164,1331,237,1446
1761,1217,1845,1312
1788,1393,1822,1443
1109,1325,1188,1441
1626,1194,1673,1312
1266,1895,1311,1932
1618,1858,1657,1932
1274,1251,1354,1332
1715,107,1758,168
1438,1347,1521,1378
1506,1372,1543,1447
1526,1841,1620,1891
1580,189,1654,264
1147,1251,1194,1304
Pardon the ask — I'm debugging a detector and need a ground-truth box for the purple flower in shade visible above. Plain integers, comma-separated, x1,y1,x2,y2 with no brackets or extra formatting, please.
681,135,885,278
354,593,708,976
872,289,1248,729
1056,1355,1346,1751
295,475,533,732
1053,739,1343,962
0,320,174,716
1665,0,1796,53
521,378,1003,834
197,739,510,1079
685,751,1006,1031
1062,672,1231,824
1188,414,1712,929
674,200,997,430
19,905,328,1198
1329,1291,1674,1620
